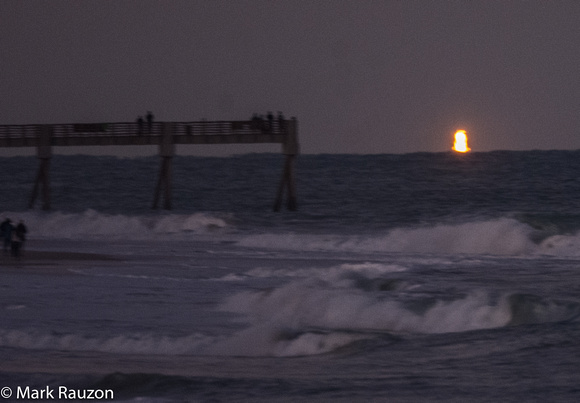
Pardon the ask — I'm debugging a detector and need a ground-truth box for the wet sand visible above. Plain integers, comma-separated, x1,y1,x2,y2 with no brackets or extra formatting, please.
0,250,121,273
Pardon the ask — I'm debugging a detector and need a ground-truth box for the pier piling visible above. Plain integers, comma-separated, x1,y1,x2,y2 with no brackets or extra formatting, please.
274,118,299,211
28,125,52,211
152,123,175,210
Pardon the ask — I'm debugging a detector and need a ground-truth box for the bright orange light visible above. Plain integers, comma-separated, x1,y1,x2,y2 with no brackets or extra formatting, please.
452,130,470,153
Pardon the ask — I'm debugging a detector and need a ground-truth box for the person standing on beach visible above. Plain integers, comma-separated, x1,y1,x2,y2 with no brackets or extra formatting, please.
1,218,12,254
10,220,27,258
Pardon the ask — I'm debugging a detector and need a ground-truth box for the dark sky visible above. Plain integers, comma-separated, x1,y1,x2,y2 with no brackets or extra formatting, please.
1,0,579,156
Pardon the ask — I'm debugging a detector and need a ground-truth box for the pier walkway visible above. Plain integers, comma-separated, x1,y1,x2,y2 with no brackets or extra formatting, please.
0,119,295,148
0,119,299,211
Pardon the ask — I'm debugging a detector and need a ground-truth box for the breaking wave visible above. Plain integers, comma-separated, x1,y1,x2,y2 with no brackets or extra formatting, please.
238,217,580,257
6,210,580,257
215,276,580,356
2,292,576,357
3,260,579,358
0,209,231,240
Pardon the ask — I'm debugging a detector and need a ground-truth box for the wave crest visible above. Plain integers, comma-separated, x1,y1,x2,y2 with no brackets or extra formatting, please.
238,218,536,255
1,209,230,240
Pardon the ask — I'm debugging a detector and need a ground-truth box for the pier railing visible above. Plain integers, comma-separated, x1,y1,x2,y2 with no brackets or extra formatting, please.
0,124,40,140
0,119,290,147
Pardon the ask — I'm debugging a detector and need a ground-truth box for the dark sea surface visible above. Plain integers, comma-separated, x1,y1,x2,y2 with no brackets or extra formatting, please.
1,151,580,402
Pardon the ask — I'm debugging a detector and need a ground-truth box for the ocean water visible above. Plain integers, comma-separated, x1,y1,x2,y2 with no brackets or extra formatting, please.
1,151,580,402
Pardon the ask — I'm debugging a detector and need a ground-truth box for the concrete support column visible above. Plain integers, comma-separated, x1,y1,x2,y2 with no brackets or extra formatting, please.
152,122,174,210
273,154,297,211
29,125,52,210
274,118,299,211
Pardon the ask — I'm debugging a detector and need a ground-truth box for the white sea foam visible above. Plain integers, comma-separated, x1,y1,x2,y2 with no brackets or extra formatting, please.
7,209,580,257
214,264,580,357
212,260,519,357
212,262,408,283
201,286,515,356
537,233,580,257
0,329,213,355
214,286,578,357
238,218,537,256
205,324,369,357
1,209,230,240
3,275,577,358
0,325,366,358
3,305,26,310
219,283,513,336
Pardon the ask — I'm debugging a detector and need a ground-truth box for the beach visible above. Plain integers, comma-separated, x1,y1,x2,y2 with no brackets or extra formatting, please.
1,152,580,401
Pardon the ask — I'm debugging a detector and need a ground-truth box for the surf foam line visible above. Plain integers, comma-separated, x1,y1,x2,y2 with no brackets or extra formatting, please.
238,218,580,256
0,329,214,355
0,327,366,358
1,209,231,240
211,262,409,283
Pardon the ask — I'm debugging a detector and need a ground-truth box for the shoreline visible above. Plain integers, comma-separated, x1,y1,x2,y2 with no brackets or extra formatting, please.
0,250,122,272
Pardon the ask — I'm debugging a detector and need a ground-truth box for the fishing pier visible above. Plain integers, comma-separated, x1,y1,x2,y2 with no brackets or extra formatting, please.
0,119,299,211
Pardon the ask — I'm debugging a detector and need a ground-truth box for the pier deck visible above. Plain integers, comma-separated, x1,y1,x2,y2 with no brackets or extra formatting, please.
0,120,289,148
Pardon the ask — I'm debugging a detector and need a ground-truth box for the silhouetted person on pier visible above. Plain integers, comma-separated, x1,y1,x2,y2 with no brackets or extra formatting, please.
146,111,154,133
1,218,12,254
137,116,144,135
11,220,27,258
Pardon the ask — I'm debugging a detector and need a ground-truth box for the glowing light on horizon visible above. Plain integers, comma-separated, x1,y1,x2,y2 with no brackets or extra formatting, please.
452,130,470,153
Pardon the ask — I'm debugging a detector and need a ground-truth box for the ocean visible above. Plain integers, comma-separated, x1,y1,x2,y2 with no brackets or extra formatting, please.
1,151,580,402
